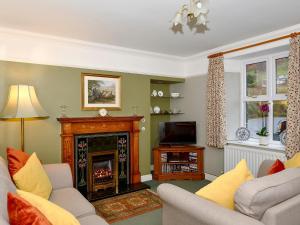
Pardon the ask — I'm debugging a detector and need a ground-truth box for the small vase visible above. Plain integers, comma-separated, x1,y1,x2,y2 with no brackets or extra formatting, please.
259,136,269,146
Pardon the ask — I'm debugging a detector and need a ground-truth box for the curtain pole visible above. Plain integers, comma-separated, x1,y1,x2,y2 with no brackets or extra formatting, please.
208,32,300,59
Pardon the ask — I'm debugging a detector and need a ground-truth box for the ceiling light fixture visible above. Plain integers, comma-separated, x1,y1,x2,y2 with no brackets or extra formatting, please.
172,0,209,30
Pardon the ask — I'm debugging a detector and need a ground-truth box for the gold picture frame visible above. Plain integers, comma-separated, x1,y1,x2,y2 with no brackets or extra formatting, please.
81,73,121,110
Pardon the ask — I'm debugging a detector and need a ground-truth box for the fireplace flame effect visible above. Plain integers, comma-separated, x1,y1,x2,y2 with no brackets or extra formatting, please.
94,168,112,179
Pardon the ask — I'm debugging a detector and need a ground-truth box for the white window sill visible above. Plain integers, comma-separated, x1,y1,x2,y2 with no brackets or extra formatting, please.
226,140,285,152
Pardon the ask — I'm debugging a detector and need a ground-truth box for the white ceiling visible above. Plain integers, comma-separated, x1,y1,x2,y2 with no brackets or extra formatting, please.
0,0,299,57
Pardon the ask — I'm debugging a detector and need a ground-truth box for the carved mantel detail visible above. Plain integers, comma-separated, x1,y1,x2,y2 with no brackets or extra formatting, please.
57,116,143,185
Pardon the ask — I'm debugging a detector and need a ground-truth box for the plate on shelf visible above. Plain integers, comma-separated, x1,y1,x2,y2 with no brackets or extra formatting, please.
158,91,164,97
280,130,287,146
153,106,161,114
235,127,250,141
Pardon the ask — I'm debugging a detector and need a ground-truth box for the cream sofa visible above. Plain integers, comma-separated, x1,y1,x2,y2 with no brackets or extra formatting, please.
0,157,108,225
158,160,300,225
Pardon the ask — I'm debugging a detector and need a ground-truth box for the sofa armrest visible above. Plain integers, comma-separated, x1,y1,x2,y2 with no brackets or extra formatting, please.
261,194,300,225
157,183,263,225
43,163,73,190
257,160,274,177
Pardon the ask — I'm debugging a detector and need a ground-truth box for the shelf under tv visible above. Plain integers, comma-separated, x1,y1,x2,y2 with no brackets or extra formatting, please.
153,145,205,181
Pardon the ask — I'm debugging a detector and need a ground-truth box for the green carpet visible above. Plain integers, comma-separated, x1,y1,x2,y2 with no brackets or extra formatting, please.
112,179,210,225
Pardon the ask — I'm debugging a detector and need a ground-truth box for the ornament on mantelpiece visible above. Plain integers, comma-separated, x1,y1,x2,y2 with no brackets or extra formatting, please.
98,108,108,117
59,105,69,118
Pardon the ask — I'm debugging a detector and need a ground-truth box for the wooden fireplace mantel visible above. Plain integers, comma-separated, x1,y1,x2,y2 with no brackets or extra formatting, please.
57,116,143,185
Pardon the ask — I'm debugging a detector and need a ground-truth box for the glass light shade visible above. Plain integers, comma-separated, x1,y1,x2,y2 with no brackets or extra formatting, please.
198,14,207,25
196,1,202,9
173,12,183,26
193,7,202,17
199,7,209,14
0,85,48,119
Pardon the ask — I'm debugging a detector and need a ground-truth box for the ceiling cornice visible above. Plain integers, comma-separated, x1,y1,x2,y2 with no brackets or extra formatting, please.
0,27,185,78
0,24,299,78
0,27,185,61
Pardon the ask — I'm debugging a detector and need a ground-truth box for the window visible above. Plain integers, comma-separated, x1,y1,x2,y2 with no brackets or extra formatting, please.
241,52,288,144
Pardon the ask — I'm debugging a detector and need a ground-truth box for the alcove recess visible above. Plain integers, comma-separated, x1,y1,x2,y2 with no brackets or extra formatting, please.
149,78,185,156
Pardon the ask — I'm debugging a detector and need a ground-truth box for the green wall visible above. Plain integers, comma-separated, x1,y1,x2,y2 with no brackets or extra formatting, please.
0,60,184,175
0,61,154,175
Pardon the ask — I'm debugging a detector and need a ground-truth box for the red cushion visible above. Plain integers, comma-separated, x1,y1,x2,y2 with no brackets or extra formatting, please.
268,159,285,175
7,147,30,177
7,192,52,225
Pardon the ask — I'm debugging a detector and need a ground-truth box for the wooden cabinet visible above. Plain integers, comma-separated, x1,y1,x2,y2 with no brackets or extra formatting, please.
153,146,204,181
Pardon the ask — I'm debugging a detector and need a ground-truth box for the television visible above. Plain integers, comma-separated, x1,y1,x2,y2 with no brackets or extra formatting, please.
159,121,197,145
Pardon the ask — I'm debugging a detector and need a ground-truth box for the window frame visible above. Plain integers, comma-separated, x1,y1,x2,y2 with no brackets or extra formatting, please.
240,51,289,145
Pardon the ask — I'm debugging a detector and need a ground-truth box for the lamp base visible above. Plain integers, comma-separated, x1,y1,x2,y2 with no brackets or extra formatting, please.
21,118,25,151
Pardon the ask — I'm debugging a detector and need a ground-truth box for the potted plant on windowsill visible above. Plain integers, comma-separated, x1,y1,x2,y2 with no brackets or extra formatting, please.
256,127,269,145
256,103,269,146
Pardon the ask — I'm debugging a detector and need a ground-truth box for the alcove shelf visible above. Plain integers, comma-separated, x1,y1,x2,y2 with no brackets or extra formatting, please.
149,77,185,159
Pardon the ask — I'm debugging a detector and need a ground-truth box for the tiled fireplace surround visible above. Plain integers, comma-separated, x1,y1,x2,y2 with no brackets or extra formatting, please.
57,116,148,200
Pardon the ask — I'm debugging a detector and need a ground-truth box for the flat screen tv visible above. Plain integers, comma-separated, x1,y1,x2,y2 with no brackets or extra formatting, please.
159,121,197,145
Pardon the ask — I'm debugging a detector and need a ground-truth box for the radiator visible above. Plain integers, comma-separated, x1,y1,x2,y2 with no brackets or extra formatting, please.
224,144,286,177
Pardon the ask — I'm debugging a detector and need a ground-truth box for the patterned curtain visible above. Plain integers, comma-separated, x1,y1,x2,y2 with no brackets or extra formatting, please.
286,35,300,159
206,56,226,148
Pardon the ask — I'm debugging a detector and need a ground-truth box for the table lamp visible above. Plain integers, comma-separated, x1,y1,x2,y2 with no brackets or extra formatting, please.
0,85,49,151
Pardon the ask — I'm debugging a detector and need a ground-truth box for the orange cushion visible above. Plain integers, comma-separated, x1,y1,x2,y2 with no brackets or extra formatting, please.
268,159,285,175
7,192,52,225
7,147,30,177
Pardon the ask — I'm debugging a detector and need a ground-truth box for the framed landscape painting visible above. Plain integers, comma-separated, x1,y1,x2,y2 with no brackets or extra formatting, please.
81,73,121,110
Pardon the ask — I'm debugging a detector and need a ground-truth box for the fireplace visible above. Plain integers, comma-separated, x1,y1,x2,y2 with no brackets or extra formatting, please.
75,132,130,199
57,116,149,201
88,150,118,193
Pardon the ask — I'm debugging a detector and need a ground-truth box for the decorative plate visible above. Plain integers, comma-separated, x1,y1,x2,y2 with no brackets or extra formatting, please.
236,127,250,141
280,130,287,146
152,90,157,97
153,106,160,114
158,91,164,97
99,108,108,117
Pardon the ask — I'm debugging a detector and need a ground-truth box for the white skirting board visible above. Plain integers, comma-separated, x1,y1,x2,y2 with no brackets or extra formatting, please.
141,174,153,182
205,173,217,181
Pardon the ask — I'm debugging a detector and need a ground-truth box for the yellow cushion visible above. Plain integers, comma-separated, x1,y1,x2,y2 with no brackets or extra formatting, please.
284,152,300,168
13,152,52,199
17,190,80,225
195,159,253,209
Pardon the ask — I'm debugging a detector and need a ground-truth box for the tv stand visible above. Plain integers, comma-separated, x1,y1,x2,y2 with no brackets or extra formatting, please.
153,145,204,181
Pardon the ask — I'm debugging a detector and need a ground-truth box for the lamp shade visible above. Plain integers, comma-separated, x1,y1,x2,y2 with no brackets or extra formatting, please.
0,85,48,119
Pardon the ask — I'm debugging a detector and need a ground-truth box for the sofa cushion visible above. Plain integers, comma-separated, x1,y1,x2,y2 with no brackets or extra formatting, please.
284,152,300,168
0,157,16,222
13,152,52,199
7,192,52,225
235,168,300,220
7,147,30,177
17,189,80,225
196,159,253,209
268,159,285,175
78,215,108,225
49,187,95,218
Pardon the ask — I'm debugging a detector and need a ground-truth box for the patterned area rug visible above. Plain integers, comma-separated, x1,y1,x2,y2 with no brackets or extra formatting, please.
92,189,162,224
